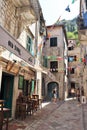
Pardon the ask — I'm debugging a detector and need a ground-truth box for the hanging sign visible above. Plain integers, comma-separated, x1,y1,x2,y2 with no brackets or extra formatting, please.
0,26,35,66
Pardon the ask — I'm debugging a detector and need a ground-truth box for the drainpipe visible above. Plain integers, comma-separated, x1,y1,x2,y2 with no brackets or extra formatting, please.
80,44,82,98
80,0,82,17
35,21,38,57
0,66,2,98
35,21,38,94
80,44,84,103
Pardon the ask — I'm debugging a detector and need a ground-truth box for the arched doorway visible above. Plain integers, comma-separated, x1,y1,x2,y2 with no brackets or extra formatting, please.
47,82,59,101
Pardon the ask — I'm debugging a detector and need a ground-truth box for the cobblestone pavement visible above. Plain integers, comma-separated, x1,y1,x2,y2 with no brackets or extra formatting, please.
82,104,87,130
3,99,87,130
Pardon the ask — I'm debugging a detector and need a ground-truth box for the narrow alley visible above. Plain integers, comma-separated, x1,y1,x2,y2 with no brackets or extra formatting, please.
3,99,87,130
1,0,87,130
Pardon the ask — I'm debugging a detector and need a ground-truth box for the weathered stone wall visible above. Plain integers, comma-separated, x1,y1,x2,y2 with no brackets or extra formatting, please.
0,0,36,118
0,0,26,38
0,0,17,36
43,26,65,100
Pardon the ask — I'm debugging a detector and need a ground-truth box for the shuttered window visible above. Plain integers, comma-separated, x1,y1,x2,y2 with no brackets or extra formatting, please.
50,37,57,47
70,68,75,74
26,36,32,53
43,56,47,67
50,61,58,72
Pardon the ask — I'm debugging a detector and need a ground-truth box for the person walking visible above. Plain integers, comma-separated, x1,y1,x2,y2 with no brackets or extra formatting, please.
76,88,80,103
53,90,57,102
71,88,75,99
81,86,86,104
81,86,84,96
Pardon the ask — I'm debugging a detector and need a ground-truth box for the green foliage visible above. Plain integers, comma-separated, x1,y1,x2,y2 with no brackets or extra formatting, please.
56,18,78,38
67,30,78,39
56,18,77,32
67,32,75,39
67,31,79,45
55,17,80,45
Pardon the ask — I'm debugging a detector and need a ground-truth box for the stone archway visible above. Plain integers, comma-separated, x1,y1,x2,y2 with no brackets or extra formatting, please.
47,82,59,101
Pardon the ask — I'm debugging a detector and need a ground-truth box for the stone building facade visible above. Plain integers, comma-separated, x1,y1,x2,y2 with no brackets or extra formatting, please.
0,0,46,118
68,39,82,97
77,0,87,99
42,25,68,100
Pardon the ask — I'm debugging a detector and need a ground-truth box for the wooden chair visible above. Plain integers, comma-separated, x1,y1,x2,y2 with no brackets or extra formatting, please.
0,100,4,130
2,108,10,130
15,101,20,119
0,100,10,130
15,98,26,120
32,95,39,111
26,100,34,115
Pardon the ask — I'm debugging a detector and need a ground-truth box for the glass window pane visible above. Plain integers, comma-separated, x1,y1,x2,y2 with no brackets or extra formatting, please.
50,37,57,47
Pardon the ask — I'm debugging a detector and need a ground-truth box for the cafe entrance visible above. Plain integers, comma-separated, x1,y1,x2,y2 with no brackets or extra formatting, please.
0,72,14,116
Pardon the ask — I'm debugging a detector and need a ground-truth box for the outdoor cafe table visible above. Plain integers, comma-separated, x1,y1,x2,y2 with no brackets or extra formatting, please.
31,98,39,111
0,100,10,130
0,100,5,130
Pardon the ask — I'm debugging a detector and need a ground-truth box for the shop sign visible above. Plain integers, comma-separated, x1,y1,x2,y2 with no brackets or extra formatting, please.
0,26,35,66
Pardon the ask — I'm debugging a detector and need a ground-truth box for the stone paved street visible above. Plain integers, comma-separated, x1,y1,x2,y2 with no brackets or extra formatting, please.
3,99,86,130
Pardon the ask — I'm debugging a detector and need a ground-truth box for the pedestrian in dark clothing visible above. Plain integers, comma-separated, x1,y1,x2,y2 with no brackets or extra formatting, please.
81,87,84,96
76,88,80,102
53,90,57,102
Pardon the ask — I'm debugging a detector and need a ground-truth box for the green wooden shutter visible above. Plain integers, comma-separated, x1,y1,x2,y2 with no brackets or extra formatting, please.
31,80,34,95
43,56,47,67
26,36,32,53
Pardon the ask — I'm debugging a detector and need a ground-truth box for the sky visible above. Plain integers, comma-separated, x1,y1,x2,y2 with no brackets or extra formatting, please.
39,0,80,25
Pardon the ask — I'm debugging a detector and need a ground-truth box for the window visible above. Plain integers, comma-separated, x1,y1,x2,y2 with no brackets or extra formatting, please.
43,56,47,67
50,61,58,72
70,68,75,74
68,56,74,62
18,75,24,89
68,46,74,51
26,36,32,53
50,37,57,47
71,82,75,88
23,80,29,96
68,55,77,62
